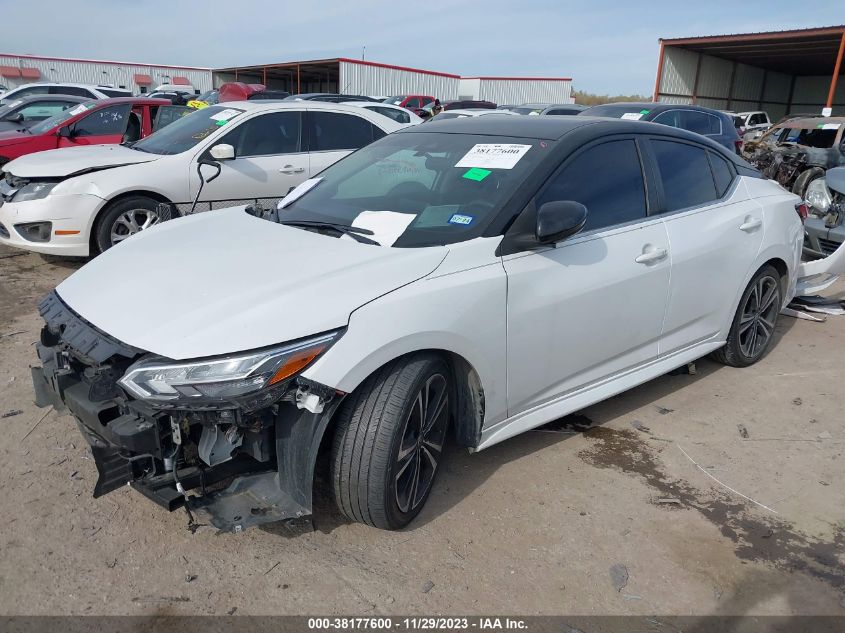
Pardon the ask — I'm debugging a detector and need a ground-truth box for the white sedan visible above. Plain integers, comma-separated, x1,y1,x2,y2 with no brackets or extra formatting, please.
32,115,841,532
0,101,405,256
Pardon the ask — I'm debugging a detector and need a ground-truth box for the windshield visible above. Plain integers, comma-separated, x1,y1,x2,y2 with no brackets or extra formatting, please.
384,96,405,105
580,104,652,118
131,105,244,155
510,107,545,115
280,132,549,248
777,125,839,148
195,90,219,104
29,102,95,134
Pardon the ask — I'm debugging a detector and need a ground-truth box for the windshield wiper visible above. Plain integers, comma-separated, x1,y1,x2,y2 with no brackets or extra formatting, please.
279,220,381,245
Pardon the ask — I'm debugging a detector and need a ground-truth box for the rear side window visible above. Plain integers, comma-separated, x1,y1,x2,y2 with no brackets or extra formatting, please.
367,106,410,124
537,139,647,232
73,104,131,136
52,86,94,98
308,111,378,151
222,111,302,156
652,140,718,211
708,152,734,197
653,110,721,135
10,86,50,99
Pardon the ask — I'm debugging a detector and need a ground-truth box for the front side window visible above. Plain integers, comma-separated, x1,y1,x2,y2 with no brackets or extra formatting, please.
51,86,93,98
220,111,301,156
131,105,244,155
308,111,378,152
652,140,719,211
281,132,549,247
28,102,96,134
537,139,647,233
10,86,50,99
73,104,132,136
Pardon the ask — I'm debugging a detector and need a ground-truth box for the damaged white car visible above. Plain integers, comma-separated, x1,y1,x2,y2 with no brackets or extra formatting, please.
31,116,842,532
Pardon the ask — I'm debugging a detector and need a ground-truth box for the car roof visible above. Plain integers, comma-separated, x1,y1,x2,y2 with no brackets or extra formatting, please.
93,97,171,106
779,116,845,127
4,94,91,105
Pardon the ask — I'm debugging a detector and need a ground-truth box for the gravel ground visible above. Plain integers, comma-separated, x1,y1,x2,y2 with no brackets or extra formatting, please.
0,243,843,616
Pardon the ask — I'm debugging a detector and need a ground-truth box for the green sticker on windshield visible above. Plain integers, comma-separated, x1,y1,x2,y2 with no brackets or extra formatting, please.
215,120,227,126
640,109,650,115
462,167,492,182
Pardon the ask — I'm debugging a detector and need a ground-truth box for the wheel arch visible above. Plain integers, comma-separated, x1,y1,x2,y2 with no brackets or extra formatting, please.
88,190,176,252
321,347,487,451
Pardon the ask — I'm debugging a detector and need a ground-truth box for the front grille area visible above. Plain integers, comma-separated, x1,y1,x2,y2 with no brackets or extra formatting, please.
818,238,841,256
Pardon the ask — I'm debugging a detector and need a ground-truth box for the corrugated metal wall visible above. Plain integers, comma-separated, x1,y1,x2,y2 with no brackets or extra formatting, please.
458,78,573,105
657,47,844,119
339,61,459,99
0,55,212,93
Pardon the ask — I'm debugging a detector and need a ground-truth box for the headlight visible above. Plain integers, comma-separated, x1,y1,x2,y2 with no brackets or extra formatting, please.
805,178,832,215
118,331,339,407
13,181,58,202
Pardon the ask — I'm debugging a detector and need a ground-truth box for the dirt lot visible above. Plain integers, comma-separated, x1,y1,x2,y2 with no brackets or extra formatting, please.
0,243,843,616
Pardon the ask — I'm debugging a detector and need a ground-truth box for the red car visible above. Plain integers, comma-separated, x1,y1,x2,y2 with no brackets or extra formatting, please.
383,94,435,115
0,97,188,168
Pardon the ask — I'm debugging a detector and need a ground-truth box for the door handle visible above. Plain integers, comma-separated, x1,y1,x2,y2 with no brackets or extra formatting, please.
279,165,305,174
635,248,668,265
739,217,762,232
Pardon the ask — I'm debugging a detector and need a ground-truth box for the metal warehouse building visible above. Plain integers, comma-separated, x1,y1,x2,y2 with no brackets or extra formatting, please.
213,58,461,99
0,53,212,93
653,25,845,119
458,77,573,105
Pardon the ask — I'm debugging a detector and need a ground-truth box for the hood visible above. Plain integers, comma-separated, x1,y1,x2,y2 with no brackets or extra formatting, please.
56,207,449,360
4,144,161,178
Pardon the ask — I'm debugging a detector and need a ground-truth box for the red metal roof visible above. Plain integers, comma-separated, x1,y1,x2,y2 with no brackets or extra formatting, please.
461,76,572,82
19,67,40,79
337,58,460,79
0,52,209,71
133,73,152,85
0,65,20,78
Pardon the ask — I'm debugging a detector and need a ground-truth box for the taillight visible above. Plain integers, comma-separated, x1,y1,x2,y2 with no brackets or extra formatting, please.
795,202,808,224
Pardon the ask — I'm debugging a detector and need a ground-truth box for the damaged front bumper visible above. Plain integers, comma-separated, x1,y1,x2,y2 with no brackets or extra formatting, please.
31,291,343,533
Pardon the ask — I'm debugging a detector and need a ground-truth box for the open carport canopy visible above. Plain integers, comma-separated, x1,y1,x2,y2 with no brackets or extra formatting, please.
213,59,341,95
654,25,845,116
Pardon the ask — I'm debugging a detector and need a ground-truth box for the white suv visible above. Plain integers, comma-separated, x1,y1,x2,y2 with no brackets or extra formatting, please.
0,83,132,105
0,101,404,256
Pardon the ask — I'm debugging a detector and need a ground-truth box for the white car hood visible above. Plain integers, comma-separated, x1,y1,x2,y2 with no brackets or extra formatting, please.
56,208,449,360
5,144,160,178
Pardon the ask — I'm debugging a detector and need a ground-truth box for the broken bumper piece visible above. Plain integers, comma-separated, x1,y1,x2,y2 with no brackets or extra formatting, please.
31,290,343,533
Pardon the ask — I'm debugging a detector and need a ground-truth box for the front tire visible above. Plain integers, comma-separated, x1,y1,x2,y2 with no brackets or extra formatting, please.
331,354,452,529
713,265,782,367
93,196,164,254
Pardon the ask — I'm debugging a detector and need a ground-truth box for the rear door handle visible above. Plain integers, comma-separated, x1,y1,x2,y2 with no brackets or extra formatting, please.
279,165,305,174
739,217,762,232
635,248,668,264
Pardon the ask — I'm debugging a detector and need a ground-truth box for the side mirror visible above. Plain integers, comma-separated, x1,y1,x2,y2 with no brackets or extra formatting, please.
8,113,23,123
209,143,235,161
536,201,588,244
57,126,72,138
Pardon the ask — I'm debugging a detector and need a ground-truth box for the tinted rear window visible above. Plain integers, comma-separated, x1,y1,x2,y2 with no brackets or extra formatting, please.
652,140,718,211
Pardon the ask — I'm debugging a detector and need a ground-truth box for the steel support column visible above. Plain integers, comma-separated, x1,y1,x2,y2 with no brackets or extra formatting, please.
691,52,702,104
726,61,737,110
652,40,665,102
826,31,845,109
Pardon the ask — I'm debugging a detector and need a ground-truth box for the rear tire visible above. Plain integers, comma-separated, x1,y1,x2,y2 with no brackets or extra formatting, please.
792,167,825,199
331,354,452,529
713,265,782,368
93,195,163,254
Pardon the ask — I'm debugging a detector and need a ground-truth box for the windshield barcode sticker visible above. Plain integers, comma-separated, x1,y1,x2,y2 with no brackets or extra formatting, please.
456,144,531,170
621,112,644,121
210,108,241,122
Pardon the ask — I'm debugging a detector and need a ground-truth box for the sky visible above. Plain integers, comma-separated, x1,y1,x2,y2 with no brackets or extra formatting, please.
1,0,842,95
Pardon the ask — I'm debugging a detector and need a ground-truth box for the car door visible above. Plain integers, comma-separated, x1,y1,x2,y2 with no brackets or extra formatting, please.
503,137,671,416
58,103,132,147
306,109,387,175
190,110,308,207
645,137,765,356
